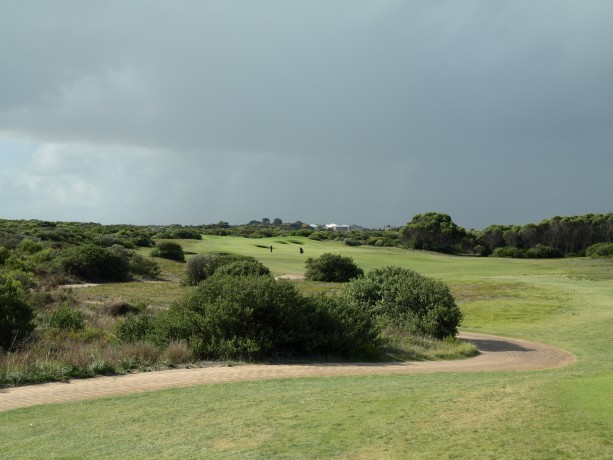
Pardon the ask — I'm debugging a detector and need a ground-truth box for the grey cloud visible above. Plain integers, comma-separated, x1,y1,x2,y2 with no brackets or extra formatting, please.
1,1,612,228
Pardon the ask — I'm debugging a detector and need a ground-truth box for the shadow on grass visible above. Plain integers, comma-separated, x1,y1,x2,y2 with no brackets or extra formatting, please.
462,338,532,353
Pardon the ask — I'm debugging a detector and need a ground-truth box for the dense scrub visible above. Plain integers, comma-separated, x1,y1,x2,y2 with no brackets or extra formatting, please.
117,274,379,360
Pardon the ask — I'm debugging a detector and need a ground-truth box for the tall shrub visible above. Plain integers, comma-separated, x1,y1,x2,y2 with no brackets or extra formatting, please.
340,266,462,339
0,278,35,350
59,244,130,281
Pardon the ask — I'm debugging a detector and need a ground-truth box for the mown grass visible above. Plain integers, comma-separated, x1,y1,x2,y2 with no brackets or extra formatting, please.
1,236,612,458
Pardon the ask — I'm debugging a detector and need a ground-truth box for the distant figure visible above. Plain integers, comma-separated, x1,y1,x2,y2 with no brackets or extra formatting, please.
299,247,304,255
270,245,273,253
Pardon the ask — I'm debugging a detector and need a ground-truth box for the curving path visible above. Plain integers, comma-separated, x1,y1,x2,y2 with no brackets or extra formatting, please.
0,333,574,412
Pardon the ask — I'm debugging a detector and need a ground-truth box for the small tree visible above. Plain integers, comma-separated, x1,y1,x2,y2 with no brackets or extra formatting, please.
304,253,364,282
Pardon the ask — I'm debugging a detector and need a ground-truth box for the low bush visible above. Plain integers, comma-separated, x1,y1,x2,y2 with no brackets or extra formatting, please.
18,239,43,254
586,242,613,258
525,244,562,259
103,300,144,317
59,244,130,281
129,254,161,279
114,313,155,343
49,304,86,331
339,266,462,339
184,254,267,285
304,253,364,282
212,259,271,278
308,232,329,241
491,246,525,258
151,242,185,262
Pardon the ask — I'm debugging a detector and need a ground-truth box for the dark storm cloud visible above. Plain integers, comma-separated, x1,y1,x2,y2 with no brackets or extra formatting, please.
1,1,612,227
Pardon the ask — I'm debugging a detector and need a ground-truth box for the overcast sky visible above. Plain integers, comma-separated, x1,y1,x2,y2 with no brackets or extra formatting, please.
1,1,612,230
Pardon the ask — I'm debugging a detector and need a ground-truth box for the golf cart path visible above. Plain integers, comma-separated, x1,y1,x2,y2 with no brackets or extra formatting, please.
0,333,574,412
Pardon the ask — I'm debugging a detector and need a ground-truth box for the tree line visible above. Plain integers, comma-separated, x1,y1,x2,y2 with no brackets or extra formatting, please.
2,211,612,259
400,212,613,258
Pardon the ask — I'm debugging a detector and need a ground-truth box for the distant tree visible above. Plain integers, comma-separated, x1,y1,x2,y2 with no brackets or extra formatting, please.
262,218,271,225
273,218,283,226
400,212,466,254
479,225,506,251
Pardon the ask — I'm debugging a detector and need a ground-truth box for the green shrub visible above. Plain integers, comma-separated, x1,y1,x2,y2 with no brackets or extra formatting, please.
115,313,155,343
18,239,43,254
212,260,271,278
339,266,462,339
133,233,155,247
303,293,380,358
0,246,10,265
59,244,130,281
151,242,185,262
170,228,202,240
304,253,364,282
344,238,361,247
0,278,36,350
129,254,161,279
491,246,526,258
308,232,329,241
1,269,37,291
184,254,265,285
184,254,212,285
525,244,562,259
156,275,380,360
49,304,85,331
586,242,613,258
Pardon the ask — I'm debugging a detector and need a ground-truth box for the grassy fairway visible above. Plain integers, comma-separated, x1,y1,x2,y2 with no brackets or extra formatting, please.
1,237,612,458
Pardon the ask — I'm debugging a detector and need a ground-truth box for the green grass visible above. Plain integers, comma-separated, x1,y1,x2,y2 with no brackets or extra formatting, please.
1,236,612,458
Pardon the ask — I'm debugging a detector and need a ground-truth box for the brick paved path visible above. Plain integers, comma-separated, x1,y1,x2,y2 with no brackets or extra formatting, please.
0,333,574,412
